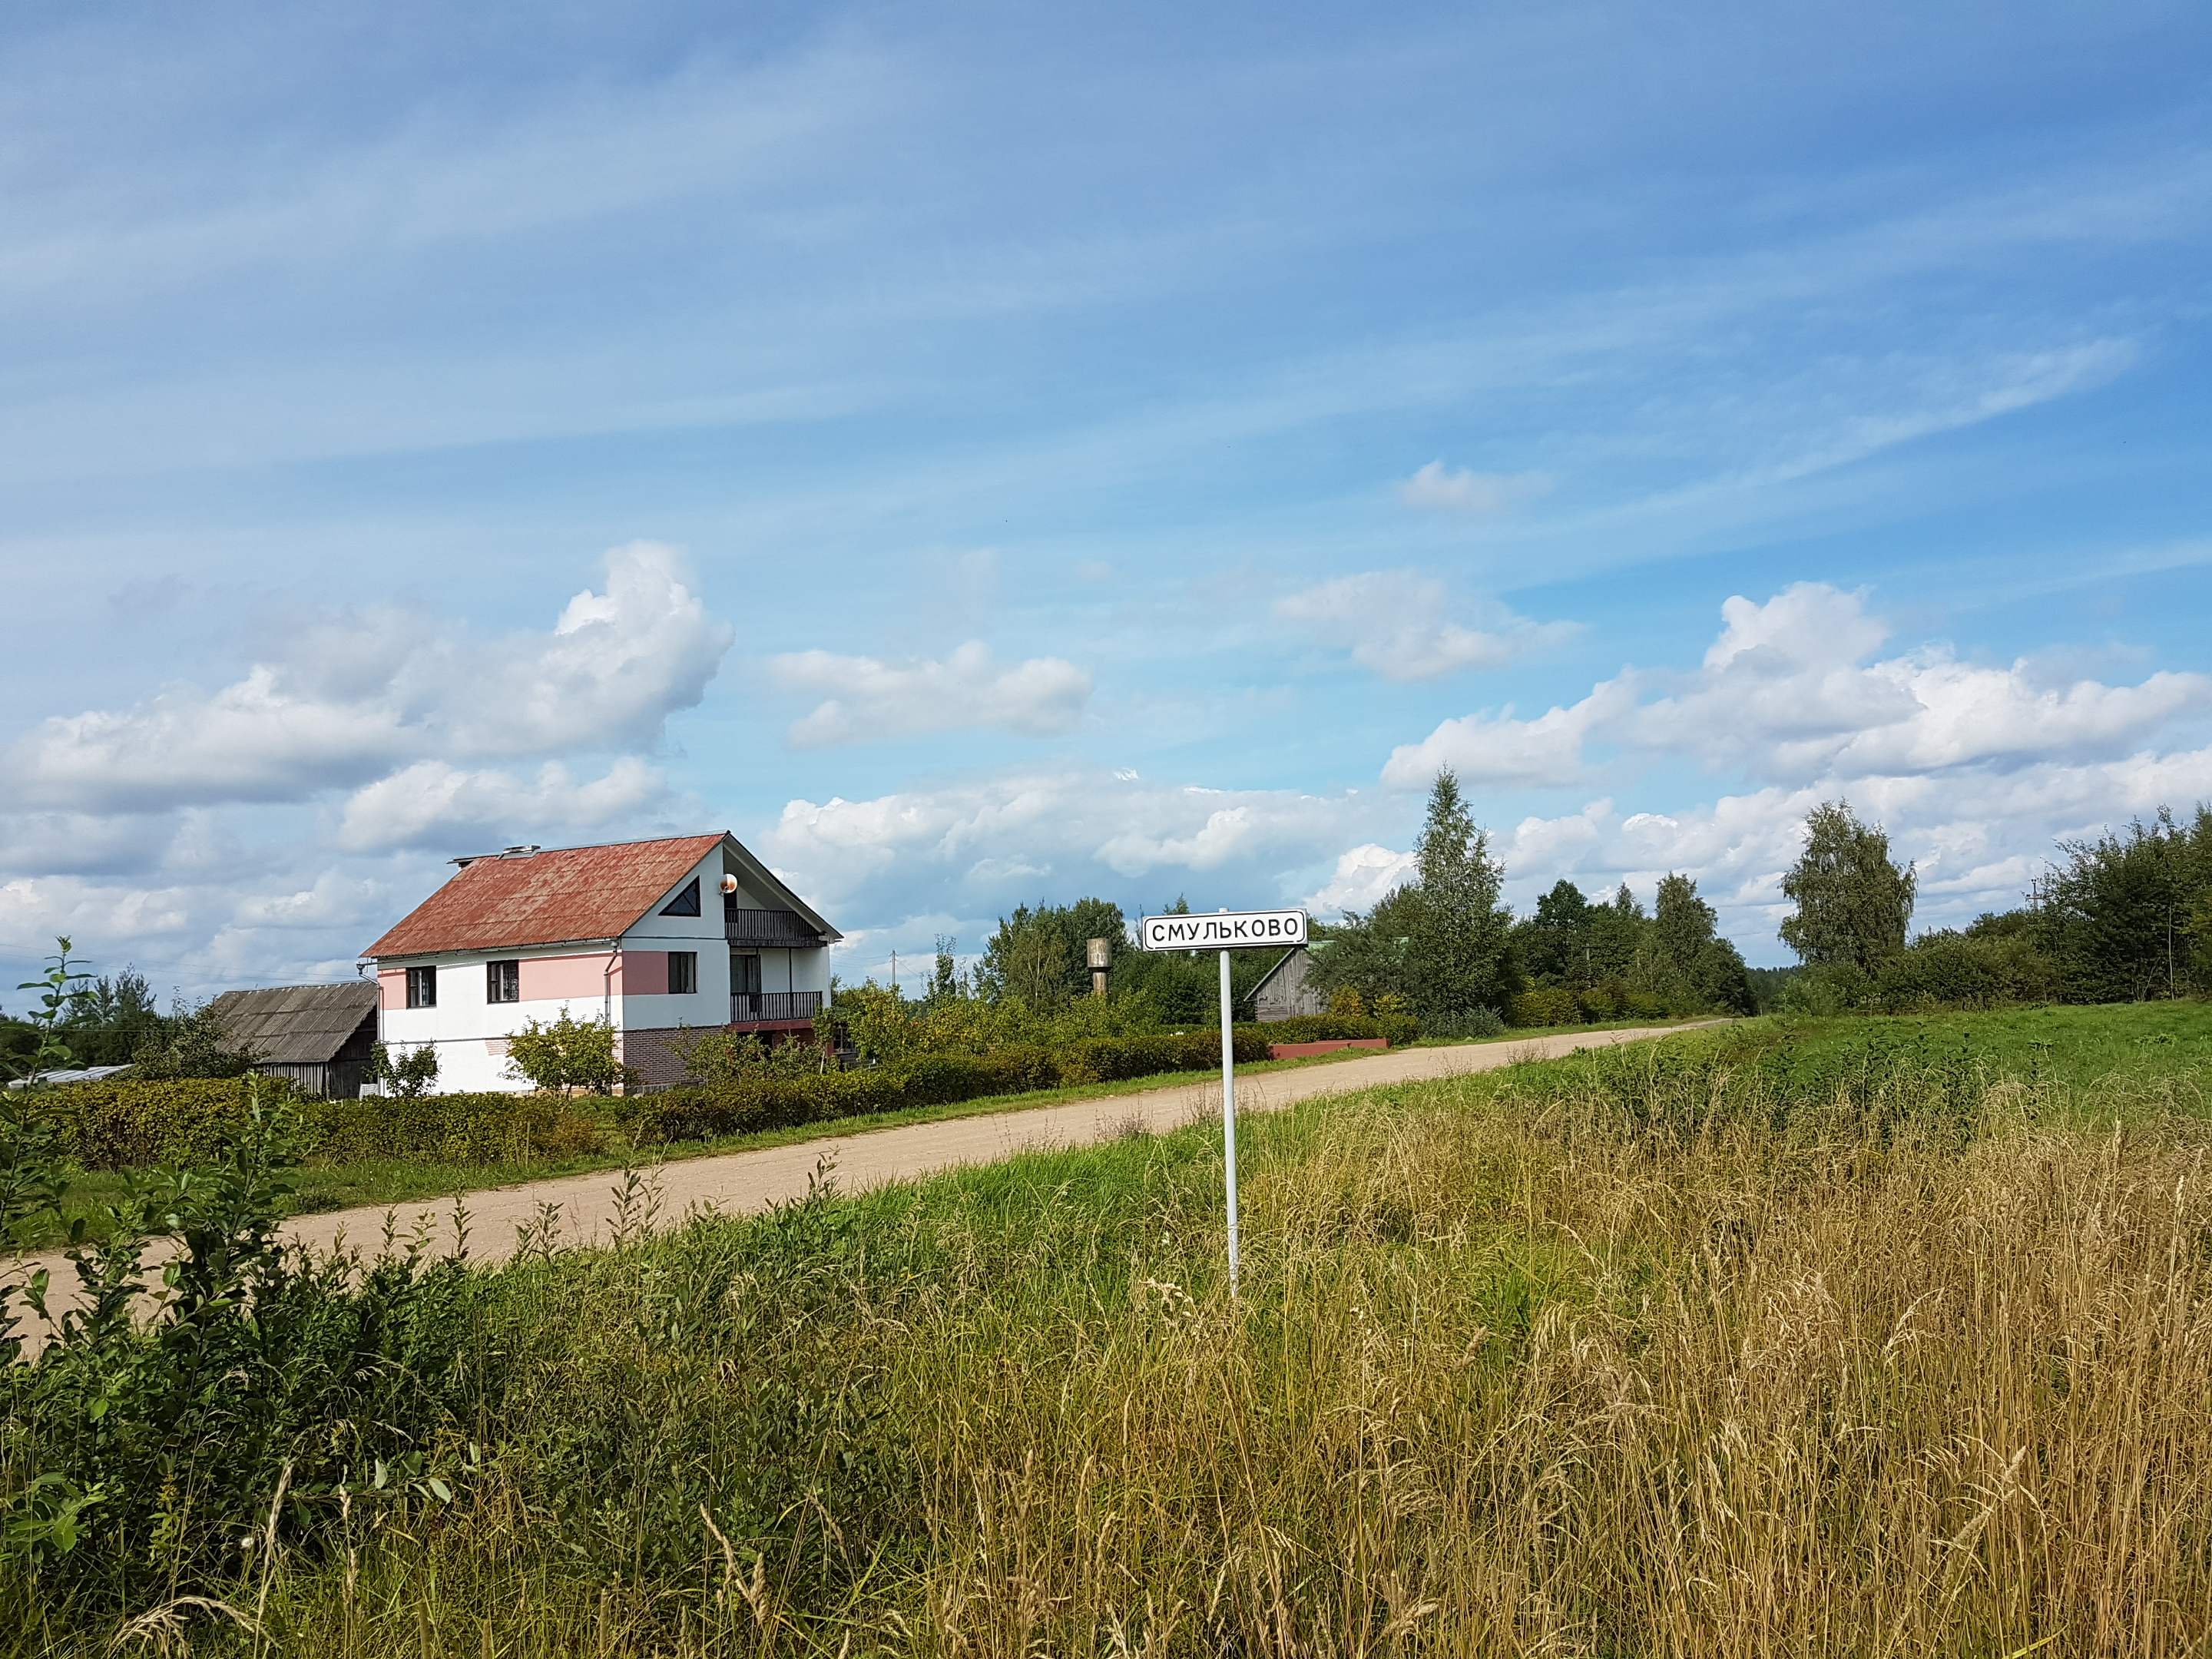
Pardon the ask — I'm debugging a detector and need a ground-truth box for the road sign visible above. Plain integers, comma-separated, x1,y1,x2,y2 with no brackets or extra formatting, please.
1136,907,1310,1298
1137,909,1308,951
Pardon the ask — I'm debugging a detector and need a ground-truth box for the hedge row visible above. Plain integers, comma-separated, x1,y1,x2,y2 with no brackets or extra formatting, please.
40,1075,609,1171
41,1020,1409,1171
1506,986,1670,1028
1252,1012,1420,1047
51,1075,306,1169
624,1028,1283,1146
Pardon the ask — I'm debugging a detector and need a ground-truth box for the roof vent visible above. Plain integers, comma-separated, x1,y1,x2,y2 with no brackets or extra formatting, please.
501,844,541,859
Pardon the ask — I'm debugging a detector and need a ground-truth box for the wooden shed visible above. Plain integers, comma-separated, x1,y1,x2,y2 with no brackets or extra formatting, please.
210,982,381,1100
1251,943,1331,1021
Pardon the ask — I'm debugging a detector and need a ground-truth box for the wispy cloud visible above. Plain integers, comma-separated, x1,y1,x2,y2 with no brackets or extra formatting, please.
1396,462,1551,514
1275,571,1578,682
771,642,1093,747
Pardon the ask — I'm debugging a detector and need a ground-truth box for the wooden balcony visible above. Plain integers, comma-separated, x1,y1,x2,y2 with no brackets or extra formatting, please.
724,908,827,947
730,990,824,1025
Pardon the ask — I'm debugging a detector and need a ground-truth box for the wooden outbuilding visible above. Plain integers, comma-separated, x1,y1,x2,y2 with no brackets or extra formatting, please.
210,982,382,1099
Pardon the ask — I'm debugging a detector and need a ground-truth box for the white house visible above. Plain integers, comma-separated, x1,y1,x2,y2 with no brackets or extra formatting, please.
362,832,841,1093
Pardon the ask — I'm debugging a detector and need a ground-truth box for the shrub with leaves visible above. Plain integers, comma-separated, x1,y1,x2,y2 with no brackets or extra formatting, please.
1509,986,1584,1028
2,1091,488,1611
674,1026,830,1084
505,1011,632,1096
372,1039,440,1098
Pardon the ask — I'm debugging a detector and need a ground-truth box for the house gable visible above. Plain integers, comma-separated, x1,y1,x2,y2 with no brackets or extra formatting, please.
362,832,842,962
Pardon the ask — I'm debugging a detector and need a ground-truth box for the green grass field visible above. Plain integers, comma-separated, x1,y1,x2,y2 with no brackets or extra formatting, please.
11,999,2212,1654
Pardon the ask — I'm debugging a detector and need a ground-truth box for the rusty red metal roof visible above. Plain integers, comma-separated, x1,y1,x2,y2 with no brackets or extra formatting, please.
363,834,727,959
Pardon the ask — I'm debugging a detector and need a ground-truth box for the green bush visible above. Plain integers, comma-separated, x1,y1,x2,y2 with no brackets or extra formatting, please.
1875,932,2063,1012
51,1075,303,1168
1508,987,1584,1028
1244,1014,1419,1046
45,1024,1372,1172
307,1092,604,1164
1422,1006,1508,1039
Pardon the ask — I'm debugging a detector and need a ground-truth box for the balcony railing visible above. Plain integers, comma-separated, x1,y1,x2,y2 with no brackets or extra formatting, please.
730,990,824,1025
724,909,827,947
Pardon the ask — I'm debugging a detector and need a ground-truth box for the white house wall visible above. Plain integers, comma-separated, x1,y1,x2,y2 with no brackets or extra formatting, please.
376,843,830,1094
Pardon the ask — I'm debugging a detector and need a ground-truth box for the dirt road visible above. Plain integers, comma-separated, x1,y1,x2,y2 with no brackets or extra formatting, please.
6,1024,1702,1320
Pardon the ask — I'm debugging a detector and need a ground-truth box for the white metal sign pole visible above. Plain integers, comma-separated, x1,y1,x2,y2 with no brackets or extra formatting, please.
1136,907,1306,1302
1218,942,1240,1296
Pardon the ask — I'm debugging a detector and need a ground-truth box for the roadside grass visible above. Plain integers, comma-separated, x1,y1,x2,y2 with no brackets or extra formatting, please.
14,1000,2212,1653
1600,998,2212,1102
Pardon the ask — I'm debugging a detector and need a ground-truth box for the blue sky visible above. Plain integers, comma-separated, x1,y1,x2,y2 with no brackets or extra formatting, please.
3,0,2210,997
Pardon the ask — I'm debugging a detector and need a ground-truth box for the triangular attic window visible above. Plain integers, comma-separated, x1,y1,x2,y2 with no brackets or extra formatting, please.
660,877,702,917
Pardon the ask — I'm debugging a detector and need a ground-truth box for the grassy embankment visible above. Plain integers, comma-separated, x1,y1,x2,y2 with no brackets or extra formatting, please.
15,1000,2212,1654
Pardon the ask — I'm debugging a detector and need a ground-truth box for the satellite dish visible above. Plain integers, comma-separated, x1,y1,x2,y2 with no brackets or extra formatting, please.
719,874,740,895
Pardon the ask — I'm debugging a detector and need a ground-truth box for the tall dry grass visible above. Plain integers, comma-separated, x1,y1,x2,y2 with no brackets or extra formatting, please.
892,1065,2212,1656
32,1045,2212,1657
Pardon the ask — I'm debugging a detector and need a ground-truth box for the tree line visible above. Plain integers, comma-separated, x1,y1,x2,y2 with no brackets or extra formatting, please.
1773,799,2212,1012
948,771,1760,1032
938,777,2212,1031
0,964,257,1081
13,784,2207,1080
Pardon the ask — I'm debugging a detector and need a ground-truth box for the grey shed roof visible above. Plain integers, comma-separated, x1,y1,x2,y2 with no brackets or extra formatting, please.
210,982,380,1065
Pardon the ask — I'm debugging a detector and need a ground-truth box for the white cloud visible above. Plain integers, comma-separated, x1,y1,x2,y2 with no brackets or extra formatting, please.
1383,683,1636,789
1302,843,1419,918
5,541,730,812
335,757,671,853
1274,570,1578,682
1396,462,1550,514
1761,341,2137,483
759,766,1371,926
1482,743,2212,951
1386,583,2212,788
770,641,1092,747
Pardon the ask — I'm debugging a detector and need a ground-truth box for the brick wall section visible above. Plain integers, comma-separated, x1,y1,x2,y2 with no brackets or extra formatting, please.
624,1023,833,1091
624,1027,696,1090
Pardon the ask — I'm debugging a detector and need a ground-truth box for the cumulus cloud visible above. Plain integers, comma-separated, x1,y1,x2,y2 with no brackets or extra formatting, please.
335,757,671,852
1396,462,1550,514
770,641,1092,747
757,766,1370,926
5,542,730,812
1386,583,2212,787
1302,843,1419,918
1274,571,1579,682
1493,731,2212,947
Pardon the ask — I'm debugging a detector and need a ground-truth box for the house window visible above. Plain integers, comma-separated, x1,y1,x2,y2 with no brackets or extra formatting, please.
730,952,762,995
406,965,438,1008
661,877,701,917
487,959,520,1003
668,951,697,995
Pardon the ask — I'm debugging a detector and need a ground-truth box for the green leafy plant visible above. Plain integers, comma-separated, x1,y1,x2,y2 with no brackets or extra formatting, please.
505,1011,633,1096
1780,800,1917,973
127,997,261,1079
672,1025,829,1084
372,1039,441,1098
8,935,96,1086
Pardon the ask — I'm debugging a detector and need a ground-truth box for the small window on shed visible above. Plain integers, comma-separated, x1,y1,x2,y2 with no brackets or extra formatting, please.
487,959,520,1003
406,965,438,1008
660,877,702,917
668,951,697,995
